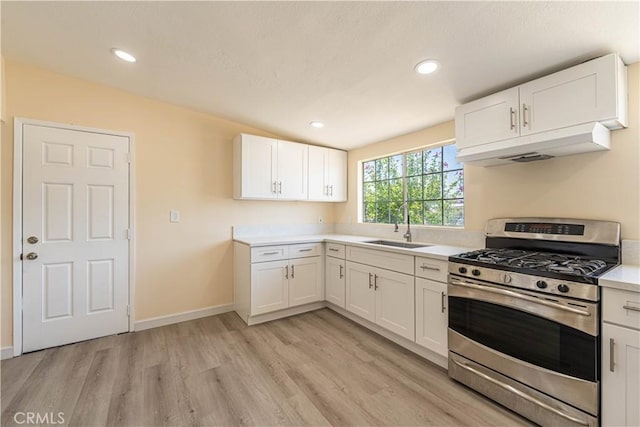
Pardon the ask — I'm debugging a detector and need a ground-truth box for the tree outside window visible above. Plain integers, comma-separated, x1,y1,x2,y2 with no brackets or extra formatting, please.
362,144,464,226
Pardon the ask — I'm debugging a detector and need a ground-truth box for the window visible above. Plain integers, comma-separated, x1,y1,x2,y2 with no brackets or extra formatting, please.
362,144,464,226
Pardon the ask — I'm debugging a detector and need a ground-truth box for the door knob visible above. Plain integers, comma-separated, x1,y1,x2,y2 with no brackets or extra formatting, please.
27,236,39,244
25,252,38,260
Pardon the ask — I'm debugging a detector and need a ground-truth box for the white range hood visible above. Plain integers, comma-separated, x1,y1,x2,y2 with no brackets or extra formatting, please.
456,122,611,167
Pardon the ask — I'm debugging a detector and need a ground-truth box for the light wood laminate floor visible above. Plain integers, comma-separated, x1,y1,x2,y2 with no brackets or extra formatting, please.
2,309,531,426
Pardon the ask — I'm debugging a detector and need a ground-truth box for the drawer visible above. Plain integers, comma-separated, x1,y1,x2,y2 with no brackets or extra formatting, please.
415,257,448,283
289,242,323,259
326,243,346,259
346,245,413,275
603,287,640,330
251,245,289,263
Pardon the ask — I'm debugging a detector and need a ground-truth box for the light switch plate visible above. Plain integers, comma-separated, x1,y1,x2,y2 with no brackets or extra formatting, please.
170,210,180,223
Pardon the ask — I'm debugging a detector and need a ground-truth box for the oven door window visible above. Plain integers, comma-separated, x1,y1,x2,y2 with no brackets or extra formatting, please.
449,296,597,381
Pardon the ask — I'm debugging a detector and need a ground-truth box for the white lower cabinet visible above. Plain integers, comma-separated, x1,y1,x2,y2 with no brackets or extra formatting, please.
234,242,324,323
325,256,346,308
345,261,414,340
602,286,640,427
289,256,323,307
251,260,289,315
415,278,448,356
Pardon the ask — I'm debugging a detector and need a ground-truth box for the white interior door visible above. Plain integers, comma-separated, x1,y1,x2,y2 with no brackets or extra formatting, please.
22,124,130,353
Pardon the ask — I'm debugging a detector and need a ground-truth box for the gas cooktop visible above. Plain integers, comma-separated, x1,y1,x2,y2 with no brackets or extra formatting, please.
451,248,612,277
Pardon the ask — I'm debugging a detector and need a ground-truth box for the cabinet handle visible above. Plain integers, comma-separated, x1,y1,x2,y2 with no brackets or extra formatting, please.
420,265,441,271
325,185,329,196
298,248,313,252
285,265,289,279
522,104,529,127
291,265,295,279
609,338,615,372
374,274,378,290
272,181,277,193
330,185,333,196
278,181,282,194
368,273,373,289
509,107,516,130
328,248,339,252
622,304,640,312
441,292,446,313
339,264,344,279
262,251,279,256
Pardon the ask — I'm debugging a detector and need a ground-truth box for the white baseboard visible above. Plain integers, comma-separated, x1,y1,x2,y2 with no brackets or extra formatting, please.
1,346,14,360
134,303,234,332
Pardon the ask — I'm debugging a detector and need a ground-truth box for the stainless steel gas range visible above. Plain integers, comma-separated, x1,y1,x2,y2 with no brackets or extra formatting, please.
447,218,621,427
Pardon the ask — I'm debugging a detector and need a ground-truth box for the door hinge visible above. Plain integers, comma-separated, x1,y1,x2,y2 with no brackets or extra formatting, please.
126,229,132,240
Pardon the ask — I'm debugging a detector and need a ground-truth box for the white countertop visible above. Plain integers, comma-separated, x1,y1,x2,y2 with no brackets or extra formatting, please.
600,265,640,293
233,234,475,261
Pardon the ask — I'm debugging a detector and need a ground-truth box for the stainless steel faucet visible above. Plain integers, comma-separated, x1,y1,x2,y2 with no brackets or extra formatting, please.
393,204,412,242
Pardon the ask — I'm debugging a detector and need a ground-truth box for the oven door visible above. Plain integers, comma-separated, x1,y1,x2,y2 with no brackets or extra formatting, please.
448,275,599,416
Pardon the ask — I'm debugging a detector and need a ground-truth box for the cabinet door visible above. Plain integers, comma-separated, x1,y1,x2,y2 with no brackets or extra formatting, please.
325,257,346,308
374,268,415,341
308,145,329,201
251,260,289,315
602,323,640,427
454,87,519,149
238,134,277,199
415,278,447,356
289,257,323,307
345,261,375,322
327,148,347,202
520,54,622,136
277,140,308,200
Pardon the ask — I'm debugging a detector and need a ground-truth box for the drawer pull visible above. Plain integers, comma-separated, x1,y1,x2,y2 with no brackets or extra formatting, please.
622,305,640,312
610,338,615,372
420,265,441,271
262,251,280,256
328,248,339,252
297,248,313,252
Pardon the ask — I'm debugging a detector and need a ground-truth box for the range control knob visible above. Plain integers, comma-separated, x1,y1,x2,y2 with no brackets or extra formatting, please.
557,284,570,293
503,274,512,284
536,280,548,289
472,269,481,277
458,267,468,274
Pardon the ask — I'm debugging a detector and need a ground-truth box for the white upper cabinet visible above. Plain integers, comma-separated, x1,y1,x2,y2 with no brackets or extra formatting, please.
455,88,520,150
308,145,347,202
276,140,308,200
233,134,277,199
234,134,345,202
233,134,308,200
455,53,627,151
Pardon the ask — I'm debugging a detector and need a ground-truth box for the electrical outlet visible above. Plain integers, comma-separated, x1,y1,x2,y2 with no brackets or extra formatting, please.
318,215,324,224
170,210,180,223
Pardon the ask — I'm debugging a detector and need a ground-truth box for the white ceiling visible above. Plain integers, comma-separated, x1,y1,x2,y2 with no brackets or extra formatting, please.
2,1,639,150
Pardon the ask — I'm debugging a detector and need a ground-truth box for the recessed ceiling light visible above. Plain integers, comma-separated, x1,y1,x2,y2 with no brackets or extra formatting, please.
414,59,440,75
309,121,325,128
111,48,136,63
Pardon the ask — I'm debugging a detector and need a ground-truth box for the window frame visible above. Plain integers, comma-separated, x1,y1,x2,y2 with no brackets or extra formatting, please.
361,143,464,227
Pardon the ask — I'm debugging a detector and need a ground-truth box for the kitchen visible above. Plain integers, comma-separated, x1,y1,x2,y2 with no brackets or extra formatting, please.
1,2,639,426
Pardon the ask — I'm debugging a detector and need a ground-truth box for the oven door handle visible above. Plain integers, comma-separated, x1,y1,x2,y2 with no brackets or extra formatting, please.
449,278,592,317
451,358,590,426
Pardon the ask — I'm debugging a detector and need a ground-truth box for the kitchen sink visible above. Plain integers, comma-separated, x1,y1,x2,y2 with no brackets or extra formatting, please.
364,240,431,249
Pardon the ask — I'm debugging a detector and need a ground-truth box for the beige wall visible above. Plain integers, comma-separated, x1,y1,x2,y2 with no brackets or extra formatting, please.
1,61,336,347
336,62,640,240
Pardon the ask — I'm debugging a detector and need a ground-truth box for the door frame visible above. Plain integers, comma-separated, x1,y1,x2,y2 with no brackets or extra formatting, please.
12,117,136,357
